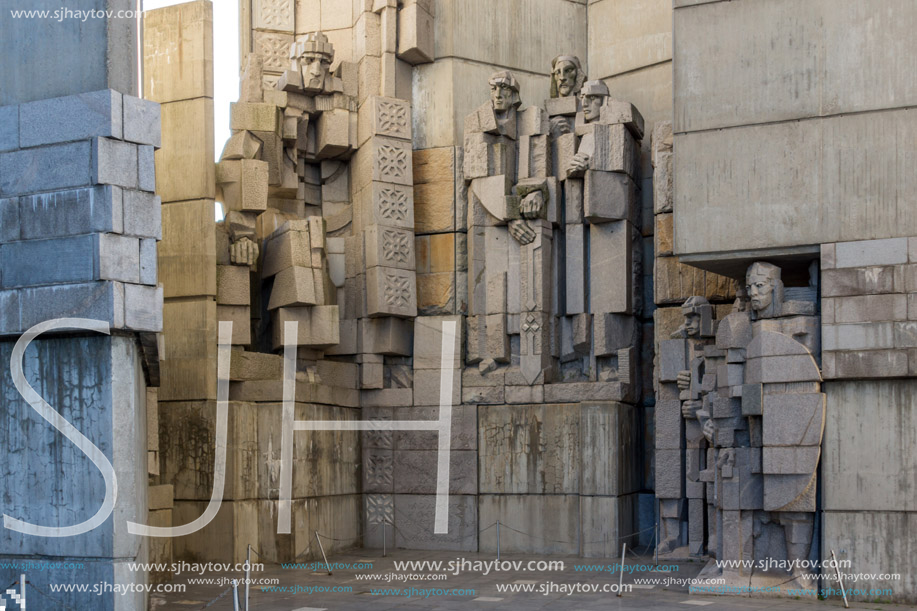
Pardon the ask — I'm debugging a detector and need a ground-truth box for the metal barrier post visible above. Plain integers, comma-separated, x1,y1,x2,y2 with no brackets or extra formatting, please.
316,531,333,575
232,579,240,611
496,520,501,561
245,544,251,611
832,550,849,609
617,543,626,597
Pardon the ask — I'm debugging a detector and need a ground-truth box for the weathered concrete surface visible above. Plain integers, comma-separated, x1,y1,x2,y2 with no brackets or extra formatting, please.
479,494,579,555
0,335,148,610
824,511,917,603
823,380,917,512
588,0,672,80
391,494,478,551
674,109,917,255
0,0,138,106
674,0,917,133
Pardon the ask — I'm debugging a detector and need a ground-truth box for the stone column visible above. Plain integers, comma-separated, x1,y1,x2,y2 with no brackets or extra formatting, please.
0,1,161,608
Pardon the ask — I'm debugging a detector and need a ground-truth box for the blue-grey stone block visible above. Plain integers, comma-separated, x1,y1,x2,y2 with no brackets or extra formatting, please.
138,144,155,192
92,137,138,189
19,281,123,328
99,234,140,283
0,141,92,196
0,104,17,152
0,235,99,288
140,238,157,285
124,283,162,331
123,190,161,239
0,196,19,241
0,289,21,334
19,89,121,148
19,185,122,239
123,94,161,147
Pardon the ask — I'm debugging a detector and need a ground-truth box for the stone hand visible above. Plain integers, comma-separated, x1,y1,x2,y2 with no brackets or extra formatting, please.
508,219,536,245
565,152,590,177
520,191,544,219
702,418,715,444
230,237,260,268
682,399,701,420
676,369,691,391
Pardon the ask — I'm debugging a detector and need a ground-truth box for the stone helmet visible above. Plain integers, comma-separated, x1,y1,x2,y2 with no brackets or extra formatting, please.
580,79,610,98
291,30,334,64
745,261,784,319
681,296,715,338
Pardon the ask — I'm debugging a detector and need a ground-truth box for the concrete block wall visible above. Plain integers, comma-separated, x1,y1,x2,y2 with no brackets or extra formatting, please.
0,90,163,334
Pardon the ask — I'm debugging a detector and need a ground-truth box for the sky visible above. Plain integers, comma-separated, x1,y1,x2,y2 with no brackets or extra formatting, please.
142,0,238,217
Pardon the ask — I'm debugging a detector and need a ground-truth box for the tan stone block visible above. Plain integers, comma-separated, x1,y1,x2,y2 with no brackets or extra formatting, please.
354,10,381,58
360,317,413,355
654,256,735,305
366,182,415,229
253,0,294,31
149,485,174,510
366,266,417,317
160,298,217,401
655,212,673,256
358,55,382,104
398,1,434,65
230,102,282,132
321,0,353,30
588,0,672,79
268,265,318,309
220,130,263,160
369,96,411,140
217,265,251,305
229,349,283,380
218,305,252,345
415,235,431,273
413,147,456,234
429,233,454,272
156,99,215,202
262,224,312,277
316,108,354,158
256,208,298,240
294,0,321,33
160,200,217,298
417,271,455,315
364,225,416,270
217,159,269,212
272,305,340,348
143,0,213,103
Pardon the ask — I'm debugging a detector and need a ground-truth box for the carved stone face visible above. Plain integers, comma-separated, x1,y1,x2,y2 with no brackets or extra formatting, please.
490,83,515,112
582,94,604,122
684,313,700,337
302,52,331,91
747,273,775,312
553,60,580,97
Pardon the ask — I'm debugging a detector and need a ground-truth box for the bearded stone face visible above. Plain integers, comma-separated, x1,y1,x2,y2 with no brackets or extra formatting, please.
553,60,579,97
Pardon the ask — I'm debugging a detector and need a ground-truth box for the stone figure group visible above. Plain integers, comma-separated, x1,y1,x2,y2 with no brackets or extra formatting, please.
658,261,823,584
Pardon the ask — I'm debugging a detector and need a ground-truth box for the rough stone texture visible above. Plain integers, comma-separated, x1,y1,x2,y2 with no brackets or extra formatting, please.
392,494,477,551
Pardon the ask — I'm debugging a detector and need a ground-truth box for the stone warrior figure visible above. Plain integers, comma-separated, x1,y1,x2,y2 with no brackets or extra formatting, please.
691,261,823,586
464,70,557,383
656,296,716,554
214,30,357,352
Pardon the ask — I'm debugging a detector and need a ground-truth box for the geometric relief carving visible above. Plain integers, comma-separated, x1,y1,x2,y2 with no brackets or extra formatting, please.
382,229,411,265
374,184,413,228
366,267,417,318
253,0,293,32
373,138,413,186
364,451,394,489
384,271,413,308
253,31,293,72
364,416,394,449
366,494,394,525
374,97,411,140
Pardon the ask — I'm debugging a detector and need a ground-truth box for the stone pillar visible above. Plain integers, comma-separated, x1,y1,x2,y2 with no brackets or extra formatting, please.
0,2,161,608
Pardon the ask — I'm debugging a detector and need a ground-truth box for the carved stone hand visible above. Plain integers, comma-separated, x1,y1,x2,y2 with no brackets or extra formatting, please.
508,219,536,245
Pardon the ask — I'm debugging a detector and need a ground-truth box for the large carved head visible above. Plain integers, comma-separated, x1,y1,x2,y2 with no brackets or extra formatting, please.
293,31,334,93
488,71,521,112
681,296,714,338
745,261,784,319
550,55,586,98
580,80,609,123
